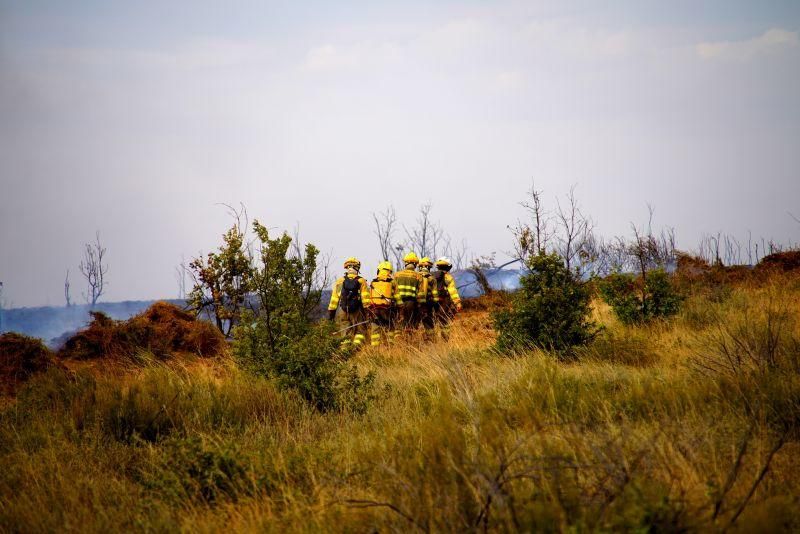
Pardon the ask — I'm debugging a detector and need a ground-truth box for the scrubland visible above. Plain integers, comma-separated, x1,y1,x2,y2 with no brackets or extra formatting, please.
1,272,799,532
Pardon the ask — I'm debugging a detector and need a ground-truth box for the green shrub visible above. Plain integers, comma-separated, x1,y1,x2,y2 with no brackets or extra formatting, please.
493,252,597,353
235,317,375,413
600,269,682,325
233,220,375,413
188,222,253,337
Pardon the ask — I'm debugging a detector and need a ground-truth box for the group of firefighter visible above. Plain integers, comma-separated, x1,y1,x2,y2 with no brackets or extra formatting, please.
327,252,462,348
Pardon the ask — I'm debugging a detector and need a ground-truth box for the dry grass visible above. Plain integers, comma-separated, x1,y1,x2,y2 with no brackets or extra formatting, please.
1,274,799,532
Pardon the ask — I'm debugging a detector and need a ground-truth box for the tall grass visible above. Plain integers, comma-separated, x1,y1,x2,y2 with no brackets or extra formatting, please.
1,274,799,532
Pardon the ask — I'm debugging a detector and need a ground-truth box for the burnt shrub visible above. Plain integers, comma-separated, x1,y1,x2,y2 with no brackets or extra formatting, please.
757,250,800,273
59,302,225,360
0,333,57,394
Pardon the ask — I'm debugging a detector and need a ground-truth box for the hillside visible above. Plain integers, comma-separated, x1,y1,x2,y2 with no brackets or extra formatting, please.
1,268,798,532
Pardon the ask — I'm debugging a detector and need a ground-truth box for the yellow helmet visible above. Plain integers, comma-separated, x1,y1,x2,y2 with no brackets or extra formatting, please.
343,257,361,269
377,260,393,273
403,252,419,264
419,256,433,267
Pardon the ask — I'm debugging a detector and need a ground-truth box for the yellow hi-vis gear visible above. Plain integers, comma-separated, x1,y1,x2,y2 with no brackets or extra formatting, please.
370,270,396,307
403,252,419,265
377,260,393,273
418,269,439,304
328,273,371,311
394,267,422,303
419,257,433,267
433,270,461,307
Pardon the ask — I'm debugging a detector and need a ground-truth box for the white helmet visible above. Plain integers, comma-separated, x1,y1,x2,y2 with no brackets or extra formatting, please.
435,257,453,268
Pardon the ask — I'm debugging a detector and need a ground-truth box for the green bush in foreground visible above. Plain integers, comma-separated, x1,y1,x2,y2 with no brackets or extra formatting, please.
235,317,376,414
493,252,597,353
600,269,682,324
233,220,375,413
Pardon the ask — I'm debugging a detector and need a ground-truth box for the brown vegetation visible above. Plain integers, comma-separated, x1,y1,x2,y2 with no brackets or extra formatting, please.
1,270,799,531
757,250,800,272
0,333,57,395
58,301,225,361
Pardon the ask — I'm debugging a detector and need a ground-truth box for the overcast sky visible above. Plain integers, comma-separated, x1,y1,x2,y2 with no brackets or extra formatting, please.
1,1,799,307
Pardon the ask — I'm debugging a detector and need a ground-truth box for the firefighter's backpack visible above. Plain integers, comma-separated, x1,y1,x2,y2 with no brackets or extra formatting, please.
340,276,363,313
370,277,394,306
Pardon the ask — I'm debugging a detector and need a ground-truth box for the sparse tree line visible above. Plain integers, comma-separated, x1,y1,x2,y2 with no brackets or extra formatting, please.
372,203,469,272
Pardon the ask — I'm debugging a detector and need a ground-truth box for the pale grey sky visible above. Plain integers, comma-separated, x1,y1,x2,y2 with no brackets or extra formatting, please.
1,1,799,307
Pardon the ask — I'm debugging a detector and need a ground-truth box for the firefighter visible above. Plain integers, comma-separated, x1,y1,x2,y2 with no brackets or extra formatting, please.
432,257,462,339
368,260,397,346
417,257,439,340
394,252,423,334
328,257,371,348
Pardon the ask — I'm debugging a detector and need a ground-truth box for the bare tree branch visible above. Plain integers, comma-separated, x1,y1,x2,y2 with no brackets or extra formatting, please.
64,269,72,307
404,202,434,258
372,206,398,261
509,182,551,264
554,185,593,272
175,256,188,300
79,231,108,308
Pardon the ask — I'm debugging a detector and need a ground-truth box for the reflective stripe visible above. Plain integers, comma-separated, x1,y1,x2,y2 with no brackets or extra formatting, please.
447,275,460,304
359,278,371,304
394,270,420,303
442,273,460,304
418,273,438,303
328,278,343,310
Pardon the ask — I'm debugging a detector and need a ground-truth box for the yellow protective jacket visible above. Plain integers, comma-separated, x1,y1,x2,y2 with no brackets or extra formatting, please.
433,271,461,306
394,268,422,304
328,274,371,311
370,269,397,307
418,270,439,305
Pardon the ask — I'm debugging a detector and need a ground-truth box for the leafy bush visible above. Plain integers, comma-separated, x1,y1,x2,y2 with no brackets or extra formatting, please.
233,221,375,413
236,316,375,413
189,222,253,337
600,269,682,325
493,252,597,353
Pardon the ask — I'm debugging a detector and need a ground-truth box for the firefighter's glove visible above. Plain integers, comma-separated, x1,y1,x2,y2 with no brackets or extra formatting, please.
327,309,336,321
